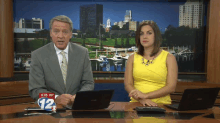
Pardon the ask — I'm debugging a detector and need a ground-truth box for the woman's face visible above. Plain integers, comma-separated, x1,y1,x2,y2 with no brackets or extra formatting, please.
139,25,155,48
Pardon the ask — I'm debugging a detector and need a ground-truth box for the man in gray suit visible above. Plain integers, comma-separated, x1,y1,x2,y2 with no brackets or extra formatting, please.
29,15,94,107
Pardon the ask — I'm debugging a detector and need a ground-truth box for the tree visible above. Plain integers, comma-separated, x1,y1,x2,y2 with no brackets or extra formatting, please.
82,38,86,47
36,29,49,39
163,26,196,47
111,34,117,39
111,25,120,30
125,37,130,48
121,38,124,48
85,30,95,38
23,38,30,53
42,38,45,46
101,34,107,41
77,31,82,38
114,38,118,47
46,33,51,44
100,40,103,50
14,38,18,52
72,28,78,33
96,37,99,46
121,25,128,30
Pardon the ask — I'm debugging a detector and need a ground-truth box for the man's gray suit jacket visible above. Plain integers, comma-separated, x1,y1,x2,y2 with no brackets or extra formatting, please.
29,42,94,101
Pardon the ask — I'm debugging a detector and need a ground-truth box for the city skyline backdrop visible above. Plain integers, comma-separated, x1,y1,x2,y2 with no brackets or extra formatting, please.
13,0,207,32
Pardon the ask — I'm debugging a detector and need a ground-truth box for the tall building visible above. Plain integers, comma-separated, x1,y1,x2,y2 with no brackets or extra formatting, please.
179,1,204,28
105,19,111,32
124,10,132,23
112,10,139,31
19,18,44,29
129,21,139,31
80,4,103,33
106,19,111,28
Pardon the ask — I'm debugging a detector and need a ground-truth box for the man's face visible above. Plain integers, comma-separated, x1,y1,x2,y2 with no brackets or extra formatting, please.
50,20,72,50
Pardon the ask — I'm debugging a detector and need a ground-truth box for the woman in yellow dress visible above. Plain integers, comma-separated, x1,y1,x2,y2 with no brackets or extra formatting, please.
124,20,178,106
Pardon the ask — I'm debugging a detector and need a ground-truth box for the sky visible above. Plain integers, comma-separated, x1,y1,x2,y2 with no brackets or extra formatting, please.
13,0,207,32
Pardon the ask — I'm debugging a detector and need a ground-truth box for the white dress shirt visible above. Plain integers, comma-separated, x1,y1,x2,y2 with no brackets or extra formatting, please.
54,43,69,69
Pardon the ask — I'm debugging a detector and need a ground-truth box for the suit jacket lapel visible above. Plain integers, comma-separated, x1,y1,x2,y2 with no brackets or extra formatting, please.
47,42,66,93
65,43,80,93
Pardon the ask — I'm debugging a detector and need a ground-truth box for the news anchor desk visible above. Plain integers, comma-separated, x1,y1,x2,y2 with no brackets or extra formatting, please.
0,102,220,123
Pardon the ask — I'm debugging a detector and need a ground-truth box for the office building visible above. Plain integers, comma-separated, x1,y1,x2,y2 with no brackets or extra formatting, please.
14,28,44,41
106,19,111,32
124,10,132,23
106,19,111,28
19,18,44,29
14,22,19,28
80,4,103,33
179,1,204,28
112,10,139,31
129,21,139,31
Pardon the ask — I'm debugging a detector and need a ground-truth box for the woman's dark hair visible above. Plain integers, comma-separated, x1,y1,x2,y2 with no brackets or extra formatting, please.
135,20,162,57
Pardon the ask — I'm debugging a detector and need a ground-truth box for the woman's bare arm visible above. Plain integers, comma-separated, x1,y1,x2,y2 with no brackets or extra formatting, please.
124,54,136,94
143,53,178,99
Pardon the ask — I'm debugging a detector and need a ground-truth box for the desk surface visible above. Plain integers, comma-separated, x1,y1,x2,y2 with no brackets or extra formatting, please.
0,102,220,123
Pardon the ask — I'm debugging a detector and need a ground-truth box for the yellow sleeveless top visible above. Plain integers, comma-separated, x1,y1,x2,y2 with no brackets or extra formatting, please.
131,50,171,104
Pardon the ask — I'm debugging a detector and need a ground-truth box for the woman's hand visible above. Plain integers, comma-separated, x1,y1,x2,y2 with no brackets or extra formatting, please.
139,98,158,107
129,89,146,99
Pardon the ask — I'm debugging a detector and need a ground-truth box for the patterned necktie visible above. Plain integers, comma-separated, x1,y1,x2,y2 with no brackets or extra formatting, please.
61,51,67,85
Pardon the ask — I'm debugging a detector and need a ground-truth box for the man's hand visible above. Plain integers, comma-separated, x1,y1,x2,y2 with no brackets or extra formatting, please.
129,89,146,100
139,98,158,107
69,94,76,104
55,94,75,107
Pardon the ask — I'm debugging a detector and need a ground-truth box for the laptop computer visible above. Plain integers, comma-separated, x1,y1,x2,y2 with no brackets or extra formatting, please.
72,90,114,110
165,88,220,111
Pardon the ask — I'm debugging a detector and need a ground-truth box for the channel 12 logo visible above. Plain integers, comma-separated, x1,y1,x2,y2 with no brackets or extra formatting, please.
38,93,56,112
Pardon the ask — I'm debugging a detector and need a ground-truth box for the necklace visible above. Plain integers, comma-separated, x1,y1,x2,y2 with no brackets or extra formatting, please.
142,57,155,66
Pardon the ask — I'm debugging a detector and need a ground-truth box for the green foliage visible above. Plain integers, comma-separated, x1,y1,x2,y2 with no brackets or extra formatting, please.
162,26,201,48
82,38,85,47
23,38,30,53
42,39,45,46
29,39,41,51
46,35,51,44
77,32,82,38
96,38,99,44
121,25,127,30
70,38,136,47
100,40,103,49
89,52,102,59
125,37,130,48
114,38,118,47
111,25,120,30
121,38,124,47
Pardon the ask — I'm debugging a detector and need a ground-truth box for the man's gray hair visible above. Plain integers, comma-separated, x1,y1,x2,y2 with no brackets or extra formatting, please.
49,15,73,32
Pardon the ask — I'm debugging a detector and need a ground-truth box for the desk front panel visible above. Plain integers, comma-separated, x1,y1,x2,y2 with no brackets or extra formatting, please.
0,102,220,123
